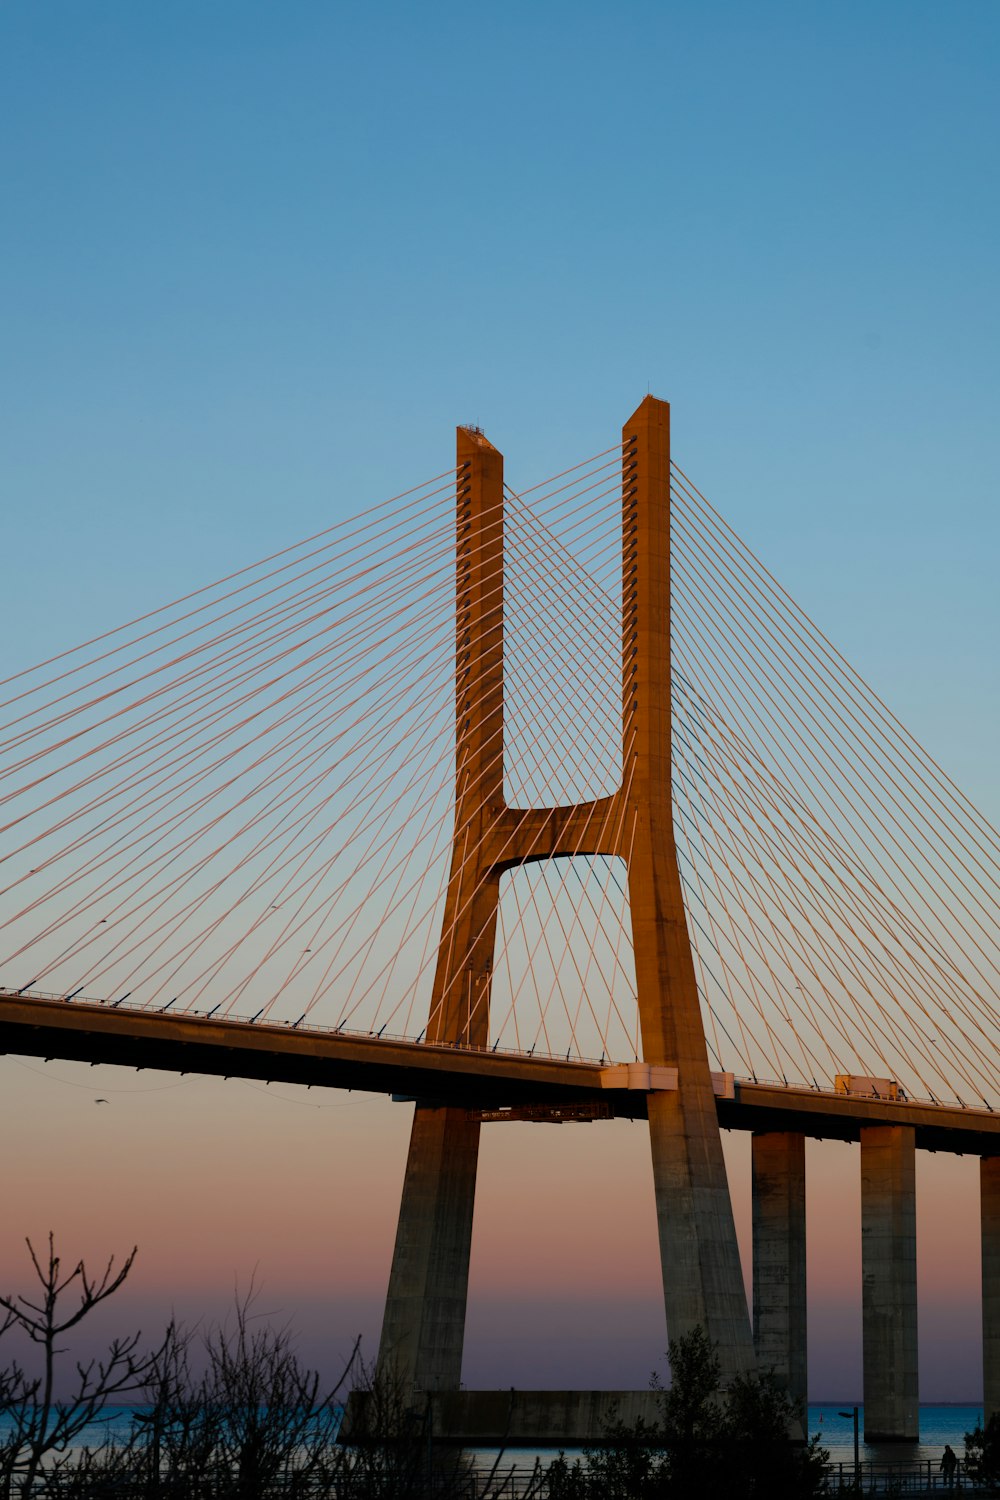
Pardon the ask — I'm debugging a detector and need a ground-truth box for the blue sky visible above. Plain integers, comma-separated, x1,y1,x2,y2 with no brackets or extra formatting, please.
3,1,997,815
1,2,998,1395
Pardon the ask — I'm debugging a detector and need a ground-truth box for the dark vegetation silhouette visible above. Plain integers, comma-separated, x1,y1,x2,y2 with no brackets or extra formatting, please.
0,1235,551,1499
0,1236,848,1498
964,1413,1000,1491
547,1326,829,1500
0,1235,155,1500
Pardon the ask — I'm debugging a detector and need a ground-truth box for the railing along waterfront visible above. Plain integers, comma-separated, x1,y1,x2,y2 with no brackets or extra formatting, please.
827,1459,982,1493
30,1459,995,1497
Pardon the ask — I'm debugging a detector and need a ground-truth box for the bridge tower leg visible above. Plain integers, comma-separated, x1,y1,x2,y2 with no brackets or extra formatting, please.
983,1155,1000,1424
376,427,504,1396
621,398,756,1380
861,1125,919,1441
752,1131,808,1413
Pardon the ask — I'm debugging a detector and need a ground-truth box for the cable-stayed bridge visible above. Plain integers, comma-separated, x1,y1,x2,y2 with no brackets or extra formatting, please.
1,397,997,1443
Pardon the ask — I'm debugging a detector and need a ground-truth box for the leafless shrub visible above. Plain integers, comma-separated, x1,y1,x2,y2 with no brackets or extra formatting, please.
0,1235,155,1500
0,1239,552,1499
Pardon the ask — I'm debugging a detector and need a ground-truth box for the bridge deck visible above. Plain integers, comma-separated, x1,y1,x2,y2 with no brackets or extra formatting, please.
1,992,996,1155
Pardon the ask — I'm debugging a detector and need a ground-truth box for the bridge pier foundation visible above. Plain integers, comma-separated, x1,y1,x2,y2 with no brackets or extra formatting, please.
861,1125,918,1441
983,1155,1000,1424
751,1131,807,1414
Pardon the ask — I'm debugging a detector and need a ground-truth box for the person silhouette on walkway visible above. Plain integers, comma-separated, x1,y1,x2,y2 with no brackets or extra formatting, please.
940,1444,959,1487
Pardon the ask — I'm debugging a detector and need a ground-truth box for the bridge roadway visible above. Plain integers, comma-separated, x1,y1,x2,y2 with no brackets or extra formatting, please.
1,990,997,1155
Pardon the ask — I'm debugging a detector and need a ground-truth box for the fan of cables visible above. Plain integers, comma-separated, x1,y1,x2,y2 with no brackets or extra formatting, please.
0,445,996,1107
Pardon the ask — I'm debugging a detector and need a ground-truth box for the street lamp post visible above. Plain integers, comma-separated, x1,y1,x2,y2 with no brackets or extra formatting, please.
838,1407,861,1486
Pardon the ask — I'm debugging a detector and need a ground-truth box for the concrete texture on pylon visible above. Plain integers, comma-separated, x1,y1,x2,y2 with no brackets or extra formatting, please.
376,398,756,1403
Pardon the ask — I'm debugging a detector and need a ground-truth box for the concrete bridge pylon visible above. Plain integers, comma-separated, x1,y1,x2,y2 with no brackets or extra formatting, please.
375,397,756,1398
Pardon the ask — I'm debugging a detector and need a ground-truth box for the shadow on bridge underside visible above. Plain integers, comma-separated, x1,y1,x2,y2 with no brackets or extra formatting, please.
1,989,996,1155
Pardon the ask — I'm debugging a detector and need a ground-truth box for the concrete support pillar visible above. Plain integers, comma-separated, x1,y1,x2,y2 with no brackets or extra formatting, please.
376,425,504,1396
376,1105,480,1395
623,397,755,1382
861,1125,918,1440
646,1088,756,1379
752,1132,807,1414
983,1156,1000,1424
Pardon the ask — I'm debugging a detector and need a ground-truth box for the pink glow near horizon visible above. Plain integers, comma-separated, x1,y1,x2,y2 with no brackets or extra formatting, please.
1,1057,984,1398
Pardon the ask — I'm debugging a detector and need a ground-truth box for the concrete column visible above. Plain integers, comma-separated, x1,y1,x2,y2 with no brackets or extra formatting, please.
376,425,504,1397
622,396,755,1381
376,1104,481,1395
646,1086,756,1379
752,1132,807,1414
983,1156,1000,1424
861,1125,918,1440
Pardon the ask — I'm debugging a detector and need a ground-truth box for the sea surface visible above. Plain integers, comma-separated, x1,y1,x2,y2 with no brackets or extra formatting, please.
468,1405,988,1471
0,1403,987,1470
803,1404,985,1465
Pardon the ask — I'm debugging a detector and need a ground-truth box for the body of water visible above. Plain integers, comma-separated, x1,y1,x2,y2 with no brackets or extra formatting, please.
1,1402,986,1469
470,1404,987,1470
804,1404,985,1465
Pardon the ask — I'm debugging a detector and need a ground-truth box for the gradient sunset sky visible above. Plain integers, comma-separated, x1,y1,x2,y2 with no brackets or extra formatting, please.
1,1,997,1398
